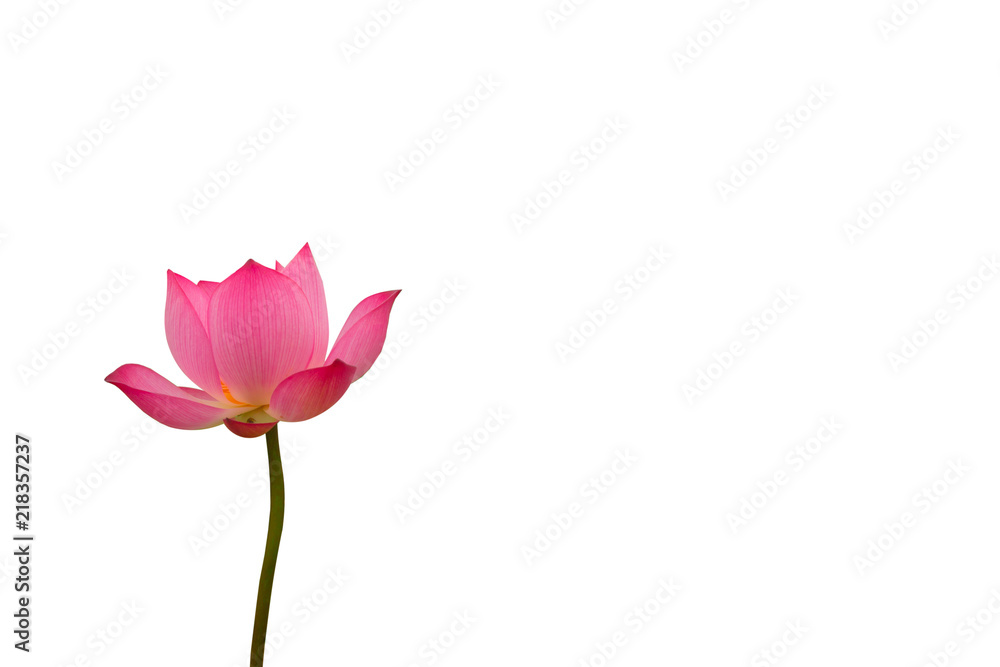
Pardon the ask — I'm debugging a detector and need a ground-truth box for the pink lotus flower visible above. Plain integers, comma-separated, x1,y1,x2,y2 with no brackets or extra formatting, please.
106,244,399,438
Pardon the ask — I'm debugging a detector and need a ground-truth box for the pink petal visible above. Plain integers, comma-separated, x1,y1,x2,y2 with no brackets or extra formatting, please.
180,386,216,401
279,244,329,368
165,271,227,402
106,364,245,429
224,419,277,438
326,290,401,381
208,260,315,406
268,360,355,422
275,261,284,272
168,271,212,327
198,281,220,301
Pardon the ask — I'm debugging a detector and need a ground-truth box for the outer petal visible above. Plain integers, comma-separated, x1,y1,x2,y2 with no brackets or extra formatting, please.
208,260,315,406
326,290,401,381
106,364,246,429
224,420,277,438
224,408,278,438
166,271,227,402
278,244,329,368
269,360,355,422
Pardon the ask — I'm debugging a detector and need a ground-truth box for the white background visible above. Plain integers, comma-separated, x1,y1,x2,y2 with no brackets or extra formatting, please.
3,0,1000,665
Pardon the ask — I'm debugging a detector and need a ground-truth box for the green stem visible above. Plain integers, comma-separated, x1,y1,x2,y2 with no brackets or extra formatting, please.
250,424,284,667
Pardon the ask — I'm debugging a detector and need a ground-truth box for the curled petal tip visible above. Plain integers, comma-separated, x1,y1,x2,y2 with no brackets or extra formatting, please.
326,290,401,381
105,363,245,430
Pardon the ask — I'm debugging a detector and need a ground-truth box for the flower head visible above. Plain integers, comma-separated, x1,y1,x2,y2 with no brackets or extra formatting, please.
106,244,399,437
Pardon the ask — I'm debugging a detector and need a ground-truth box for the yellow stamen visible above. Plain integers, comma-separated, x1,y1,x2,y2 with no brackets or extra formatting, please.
220,379,241,404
